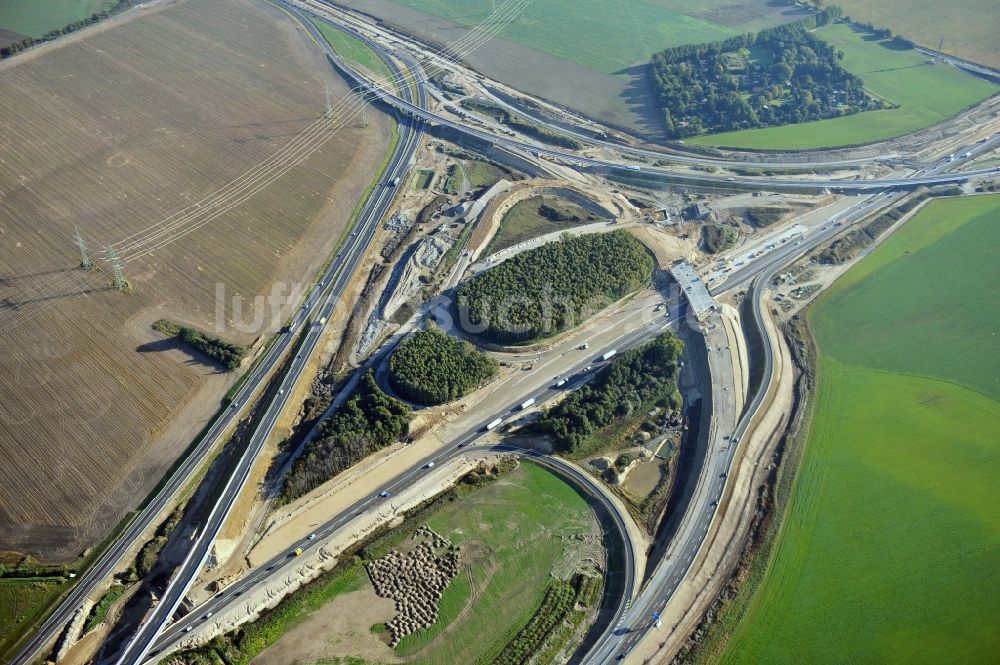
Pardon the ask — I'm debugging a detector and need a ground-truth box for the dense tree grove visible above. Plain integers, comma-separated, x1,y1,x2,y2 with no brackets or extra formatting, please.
648,9,886,138
537,333,684,455
455,231,653,345
388,326,499,405
283,371,410,501
152,319,246,370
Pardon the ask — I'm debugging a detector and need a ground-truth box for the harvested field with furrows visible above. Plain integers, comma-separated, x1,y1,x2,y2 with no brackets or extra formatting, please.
0,0,393,560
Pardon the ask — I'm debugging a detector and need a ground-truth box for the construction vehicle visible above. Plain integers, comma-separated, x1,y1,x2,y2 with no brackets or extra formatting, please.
293,548,303,557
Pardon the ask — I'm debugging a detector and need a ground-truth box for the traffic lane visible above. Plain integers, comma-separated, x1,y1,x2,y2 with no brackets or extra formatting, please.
152,309,687,653
120,114,423,665
354,81,991,190
15,292,308,665
586,320,741,663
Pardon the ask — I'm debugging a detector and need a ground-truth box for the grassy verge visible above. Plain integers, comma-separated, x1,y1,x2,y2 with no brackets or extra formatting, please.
310,19,393,83
83,584,127,633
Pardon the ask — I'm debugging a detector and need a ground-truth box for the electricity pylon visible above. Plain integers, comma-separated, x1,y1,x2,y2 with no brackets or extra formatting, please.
73,226,93,271
106,245,129,292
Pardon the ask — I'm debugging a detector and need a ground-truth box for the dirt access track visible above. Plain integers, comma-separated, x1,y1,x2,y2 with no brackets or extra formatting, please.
0,0,393,561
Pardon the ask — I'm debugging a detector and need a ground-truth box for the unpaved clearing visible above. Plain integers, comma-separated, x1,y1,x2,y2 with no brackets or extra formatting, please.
0,0,392,560
253,587,400,665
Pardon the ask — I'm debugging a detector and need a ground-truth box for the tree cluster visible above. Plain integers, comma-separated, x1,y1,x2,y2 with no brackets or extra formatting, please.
283,371,410,501
538,203,591,223
743,207,791,228
702,224,739,254
455,231,653,345
649,12,884,138
537,332,684,455
1,1,134,59
152,319,246,370
388,326,499,405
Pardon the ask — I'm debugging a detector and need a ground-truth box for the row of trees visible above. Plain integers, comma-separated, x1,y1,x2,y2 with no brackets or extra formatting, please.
282,371,411,501
388,326,499,405
649,11,885,138
152,319,246,370
455,231,653,345
537,333,684,456
1,1,134,59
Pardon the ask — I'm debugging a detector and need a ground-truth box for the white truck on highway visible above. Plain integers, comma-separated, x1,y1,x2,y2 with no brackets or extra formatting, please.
602,349,617,361
520,397,536,410
485,417,503,431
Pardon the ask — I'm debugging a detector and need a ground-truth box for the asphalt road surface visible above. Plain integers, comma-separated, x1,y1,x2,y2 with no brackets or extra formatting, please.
106,26,427,665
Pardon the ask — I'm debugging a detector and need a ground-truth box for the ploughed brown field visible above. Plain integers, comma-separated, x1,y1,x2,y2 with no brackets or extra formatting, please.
0,0,392,560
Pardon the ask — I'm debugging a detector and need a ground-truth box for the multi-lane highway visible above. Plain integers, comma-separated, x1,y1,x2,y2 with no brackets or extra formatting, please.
10,51,423,662
104,23,427,665
581,144,993,663
143,298,691,658
18,3,999,663
309,23,999,192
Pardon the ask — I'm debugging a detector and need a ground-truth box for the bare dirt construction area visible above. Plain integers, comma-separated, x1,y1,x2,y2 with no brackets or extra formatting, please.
253,587,400,665
0,0,392,560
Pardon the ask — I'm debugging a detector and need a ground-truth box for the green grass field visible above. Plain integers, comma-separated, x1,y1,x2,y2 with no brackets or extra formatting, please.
378,0,791,75
484,195,598,256
311,19,393,83
198,462,599,664
0,0,114,38
413,169,434,190
690,23,998,149
0,578,67,657
720,195,1000,663
464,160,509,189
833,0,1000,70
401,462,599,663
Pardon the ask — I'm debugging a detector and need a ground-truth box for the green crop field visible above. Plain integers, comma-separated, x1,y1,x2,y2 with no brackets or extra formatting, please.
720,195,1000,664
690,23,998,150
343,0,800,134
833,0,1000,70
375,0,781,75
0,0,114,38
311,19,393,83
